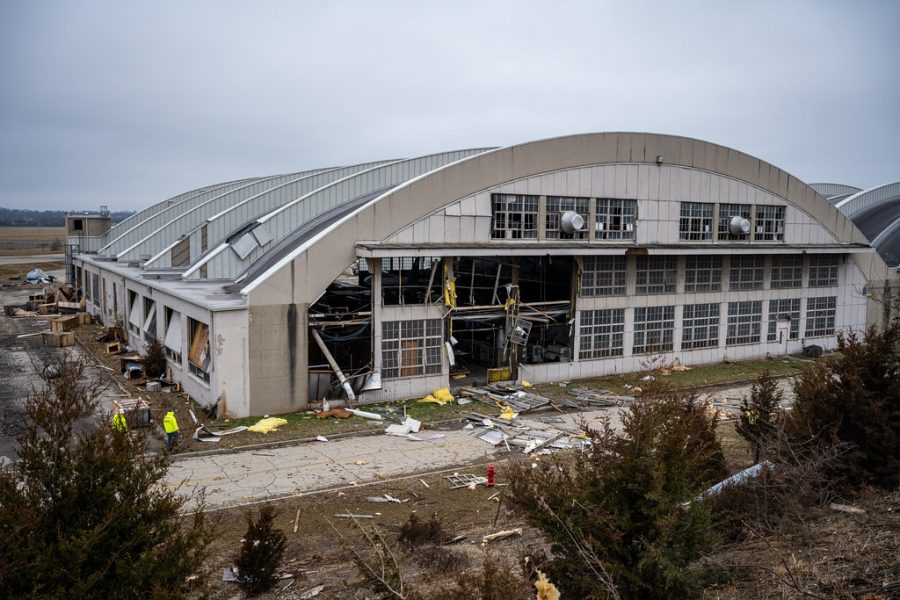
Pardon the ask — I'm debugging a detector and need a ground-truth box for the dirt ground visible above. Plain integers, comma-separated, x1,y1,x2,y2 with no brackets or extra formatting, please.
192,430,899,600
0,226,66,254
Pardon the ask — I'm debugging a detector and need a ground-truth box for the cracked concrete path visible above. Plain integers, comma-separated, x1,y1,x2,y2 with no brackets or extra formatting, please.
166,378,796,511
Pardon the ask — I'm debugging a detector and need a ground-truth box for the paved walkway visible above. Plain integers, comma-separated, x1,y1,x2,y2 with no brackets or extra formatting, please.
166,378,796,510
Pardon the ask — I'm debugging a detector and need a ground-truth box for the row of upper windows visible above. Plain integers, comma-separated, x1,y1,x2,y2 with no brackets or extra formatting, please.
580,254,839,297
579,297,836,359
680,202,785,242
488,194,788,243
491,194,636,240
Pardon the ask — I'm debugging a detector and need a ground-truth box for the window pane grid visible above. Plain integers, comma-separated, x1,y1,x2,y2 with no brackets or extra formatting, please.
578,309,625,359
718,203,752,240
808,255,839,287
635,256,676,295
729,255,765,290
771,255,803,289
767,298,801,341
679,202,714,241
595,198,637,240
382,319,443,379
727,301,763,345
755,205,785,241
491,194,538,239
684,255,722,292
682,303,720,349
580,256,626,296
545,196,590,239
805,296,836,338
633,305,675,354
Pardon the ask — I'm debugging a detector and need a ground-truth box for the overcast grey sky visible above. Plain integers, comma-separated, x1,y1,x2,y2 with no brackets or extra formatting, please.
1,0,898,211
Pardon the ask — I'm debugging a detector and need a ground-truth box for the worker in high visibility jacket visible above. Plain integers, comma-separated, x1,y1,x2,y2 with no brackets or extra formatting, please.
163,408,180,449
112,408,128,432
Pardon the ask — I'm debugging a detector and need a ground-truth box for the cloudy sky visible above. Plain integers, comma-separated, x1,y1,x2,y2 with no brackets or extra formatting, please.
1,1,897,211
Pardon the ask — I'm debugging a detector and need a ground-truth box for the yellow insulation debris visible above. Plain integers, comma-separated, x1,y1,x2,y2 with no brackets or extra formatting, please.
247,417,289,433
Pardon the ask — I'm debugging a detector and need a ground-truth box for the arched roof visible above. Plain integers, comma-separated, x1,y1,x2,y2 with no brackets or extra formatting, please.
809,182,861,202
839,182,900,267
835,181,900,217
242,132,881,305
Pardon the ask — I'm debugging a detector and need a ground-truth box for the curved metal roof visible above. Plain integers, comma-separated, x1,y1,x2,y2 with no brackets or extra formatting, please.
839,182,900,267
809,182,861,201
835,181,900,217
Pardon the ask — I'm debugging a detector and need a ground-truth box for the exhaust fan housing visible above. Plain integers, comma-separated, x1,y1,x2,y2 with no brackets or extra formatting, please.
560,211,585,234
729,215,751,235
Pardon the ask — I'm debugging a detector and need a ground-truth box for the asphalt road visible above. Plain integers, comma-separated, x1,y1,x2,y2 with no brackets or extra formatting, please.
0,253,65,265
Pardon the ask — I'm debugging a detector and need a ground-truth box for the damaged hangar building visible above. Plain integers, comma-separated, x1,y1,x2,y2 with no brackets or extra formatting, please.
71,133,891,418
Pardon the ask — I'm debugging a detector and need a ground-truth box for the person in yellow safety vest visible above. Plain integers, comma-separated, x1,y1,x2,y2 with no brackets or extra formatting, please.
163,408,180,449
112,408,128,432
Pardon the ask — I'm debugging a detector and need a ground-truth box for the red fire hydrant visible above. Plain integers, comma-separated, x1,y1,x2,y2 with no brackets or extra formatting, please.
486,464,495,487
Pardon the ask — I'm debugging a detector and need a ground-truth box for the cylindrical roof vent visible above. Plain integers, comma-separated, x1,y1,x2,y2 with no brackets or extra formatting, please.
560,211,585,234
729,215,751,235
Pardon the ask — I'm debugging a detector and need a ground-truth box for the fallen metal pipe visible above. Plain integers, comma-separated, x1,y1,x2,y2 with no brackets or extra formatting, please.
311,328,357,404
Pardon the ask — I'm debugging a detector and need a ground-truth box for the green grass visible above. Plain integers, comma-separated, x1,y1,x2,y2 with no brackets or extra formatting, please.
533,354,813,399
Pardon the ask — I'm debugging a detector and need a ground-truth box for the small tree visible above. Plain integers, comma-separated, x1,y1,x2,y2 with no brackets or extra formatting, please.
788,324,900,489
234,506,286,596
144,337,167,378
0,356,212,598
508,387,727,599
736,370,783,462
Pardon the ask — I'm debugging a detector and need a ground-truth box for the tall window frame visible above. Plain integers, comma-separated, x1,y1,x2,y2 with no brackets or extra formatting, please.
679,202,714,241
594,198,637,240
490,194,538,239
578,309,625,359
633,305,675,354
545,196,590,239
681,303,720,349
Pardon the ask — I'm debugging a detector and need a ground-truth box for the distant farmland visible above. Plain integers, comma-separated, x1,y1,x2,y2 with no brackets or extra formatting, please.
0,227,67,255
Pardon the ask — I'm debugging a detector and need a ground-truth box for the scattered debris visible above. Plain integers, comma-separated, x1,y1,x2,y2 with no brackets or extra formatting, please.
385,416,422,437
192,424,248,443
420,479,430,488
333,514,373,519
445,473,487,489
299,584,324,599
315,436,328,442
347,408,383,420
366,494,402,504
24,268,55,284
316,407,351,419
481,528,522,544
247,417,289,433
293,508,301,533
828,502,866,515
692,461,774,503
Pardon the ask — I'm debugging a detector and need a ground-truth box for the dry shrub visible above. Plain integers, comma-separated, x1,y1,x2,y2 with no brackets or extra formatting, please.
413,550,533,600
412,544,468,572
397,513,444,550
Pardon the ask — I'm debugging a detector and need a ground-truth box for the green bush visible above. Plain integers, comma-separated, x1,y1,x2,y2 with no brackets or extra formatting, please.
143,336,167,379
736,370,783,463
508,387,727,599
234,506,286,596
789,324,900,489
0,356,212,599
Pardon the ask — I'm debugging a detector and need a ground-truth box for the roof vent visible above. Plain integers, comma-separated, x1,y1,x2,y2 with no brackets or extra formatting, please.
560,211,586,235
729,215,751,236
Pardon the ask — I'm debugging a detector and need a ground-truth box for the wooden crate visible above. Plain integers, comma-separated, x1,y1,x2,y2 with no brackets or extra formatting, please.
77,312,92,325
50,315,79,332
42,331,75,347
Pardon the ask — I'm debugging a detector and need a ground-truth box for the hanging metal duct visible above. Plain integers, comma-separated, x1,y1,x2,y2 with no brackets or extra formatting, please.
729,215,751,235
560,210,585,234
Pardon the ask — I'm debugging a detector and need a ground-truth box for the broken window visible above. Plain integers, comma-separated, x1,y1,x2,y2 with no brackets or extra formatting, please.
684,255,722,292
578,308,624,359
718,203,752,241
729,255,764,290
771,255,803,289
805,296,836,338
726,301,762,345
681,303,720,349
164,307,182,365
143,297,157,340
545,196,589,239
767,298,800,341
580,256,626,296
188,318,210,382
381,257,441,305
808,255,839,287
679,202,713,241
490,194,538,239
633,305,675,354
754,205,785,241
127,290,141,335
635,256,676,295
381,319,443,379
91,273,100,309
594,198,637,240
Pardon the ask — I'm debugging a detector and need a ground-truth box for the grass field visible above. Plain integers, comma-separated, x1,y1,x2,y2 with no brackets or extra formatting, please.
0,227,66,255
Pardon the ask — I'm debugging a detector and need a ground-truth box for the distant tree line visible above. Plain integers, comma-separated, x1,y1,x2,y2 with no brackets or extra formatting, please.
0,207,134,227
